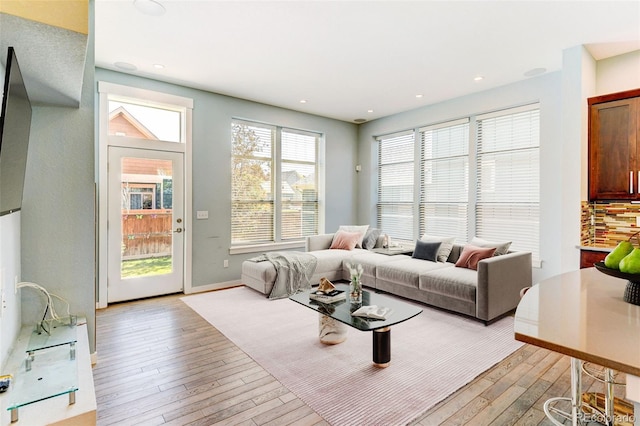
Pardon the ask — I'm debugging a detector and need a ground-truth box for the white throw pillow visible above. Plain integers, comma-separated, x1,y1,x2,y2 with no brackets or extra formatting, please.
470,237,512,256
420,235,455,263
338,225,369,249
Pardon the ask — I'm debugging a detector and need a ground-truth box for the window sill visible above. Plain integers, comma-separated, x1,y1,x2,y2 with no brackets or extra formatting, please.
229,241,305,255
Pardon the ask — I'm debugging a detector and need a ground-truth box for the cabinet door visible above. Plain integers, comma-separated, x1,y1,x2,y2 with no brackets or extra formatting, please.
589,97,639,200
580,250,607,269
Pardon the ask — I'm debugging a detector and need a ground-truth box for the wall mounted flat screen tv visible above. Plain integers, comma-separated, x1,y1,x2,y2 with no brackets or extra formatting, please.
0,47,32,216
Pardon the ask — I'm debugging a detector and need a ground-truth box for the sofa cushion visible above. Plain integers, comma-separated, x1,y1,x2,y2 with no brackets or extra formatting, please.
311,249,363,276
377,258,453,288
330,230,361,250
470,237,511,256
412,240,441,262
420,267,477,302
338,225,369,248
455,245,496,270
344,251,410,287
420,235,456,262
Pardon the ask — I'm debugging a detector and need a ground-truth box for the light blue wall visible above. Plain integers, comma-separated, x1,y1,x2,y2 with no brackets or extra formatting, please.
20,4,96,352
95,68,359,289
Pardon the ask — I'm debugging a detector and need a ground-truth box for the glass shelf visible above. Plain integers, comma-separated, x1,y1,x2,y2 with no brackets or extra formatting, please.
26,317,77,353
5,318,79,422
6,345,78,421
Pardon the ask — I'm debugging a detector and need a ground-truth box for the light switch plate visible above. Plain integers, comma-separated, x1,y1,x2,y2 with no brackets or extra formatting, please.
196,210,209,219
636,216,640,227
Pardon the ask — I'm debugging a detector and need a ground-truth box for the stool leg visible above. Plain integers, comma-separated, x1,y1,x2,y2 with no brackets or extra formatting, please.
570,358,582,426
604,368,614,425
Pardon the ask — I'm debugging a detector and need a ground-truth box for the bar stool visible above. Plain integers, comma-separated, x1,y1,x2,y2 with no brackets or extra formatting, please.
543,360,629,426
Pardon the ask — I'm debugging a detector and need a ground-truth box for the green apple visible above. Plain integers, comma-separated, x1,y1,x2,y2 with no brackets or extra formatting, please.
604,241,634,270
619,248,640,274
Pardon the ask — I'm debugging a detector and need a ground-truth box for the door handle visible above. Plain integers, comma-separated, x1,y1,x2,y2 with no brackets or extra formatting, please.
174,228,183,233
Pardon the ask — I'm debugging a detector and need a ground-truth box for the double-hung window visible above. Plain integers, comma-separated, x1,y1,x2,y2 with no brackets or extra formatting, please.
231,119,320,248
419,119,469,242
476,105,540,262
377,131,415,241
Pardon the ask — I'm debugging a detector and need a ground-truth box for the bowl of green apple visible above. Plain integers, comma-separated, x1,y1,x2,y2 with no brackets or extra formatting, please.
595,232,640,305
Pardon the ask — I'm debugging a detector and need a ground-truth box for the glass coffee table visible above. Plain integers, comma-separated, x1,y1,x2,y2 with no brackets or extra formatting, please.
289,283,422,368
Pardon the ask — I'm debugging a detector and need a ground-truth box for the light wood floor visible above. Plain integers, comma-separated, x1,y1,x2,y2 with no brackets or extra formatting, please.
93,290,628,426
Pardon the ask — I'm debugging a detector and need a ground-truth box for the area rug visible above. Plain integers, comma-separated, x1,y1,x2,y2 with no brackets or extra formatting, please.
181,287,523,425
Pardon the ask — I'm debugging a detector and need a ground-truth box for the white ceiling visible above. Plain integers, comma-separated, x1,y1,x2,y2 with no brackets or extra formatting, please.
95,0,640,123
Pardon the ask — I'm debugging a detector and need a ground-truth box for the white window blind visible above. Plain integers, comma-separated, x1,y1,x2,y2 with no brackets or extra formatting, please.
377,131,415,241
281,129,319,241
231,120,320,245
231,122,274,244
419,118,469,243
476,105,540,261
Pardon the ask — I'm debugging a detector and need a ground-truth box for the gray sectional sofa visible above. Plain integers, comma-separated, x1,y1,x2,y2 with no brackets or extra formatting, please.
242,232,532,323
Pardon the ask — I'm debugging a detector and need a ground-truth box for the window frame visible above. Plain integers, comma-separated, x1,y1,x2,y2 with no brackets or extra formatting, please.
375,103,541,266
229,119,324,254
475,104,540,264
376,130,416,242
419,118,470,244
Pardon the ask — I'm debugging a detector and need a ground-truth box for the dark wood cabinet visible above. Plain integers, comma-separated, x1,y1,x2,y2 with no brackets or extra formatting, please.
580,249,608,269
589,88,640,201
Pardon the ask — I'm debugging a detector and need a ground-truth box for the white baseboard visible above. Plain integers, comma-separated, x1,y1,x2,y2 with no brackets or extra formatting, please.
184,279,242,295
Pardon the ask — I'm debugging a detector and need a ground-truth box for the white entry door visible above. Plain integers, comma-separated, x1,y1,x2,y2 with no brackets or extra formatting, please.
107,146,184,302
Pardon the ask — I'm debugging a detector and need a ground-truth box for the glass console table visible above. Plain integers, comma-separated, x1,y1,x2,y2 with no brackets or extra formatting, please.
6,318,79,423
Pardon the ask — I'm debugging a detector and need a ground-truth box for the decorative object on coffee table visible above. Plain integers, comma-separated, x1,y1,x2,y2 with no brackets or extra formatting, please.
319,312,347,344
317,277,336,292
346,262,363,303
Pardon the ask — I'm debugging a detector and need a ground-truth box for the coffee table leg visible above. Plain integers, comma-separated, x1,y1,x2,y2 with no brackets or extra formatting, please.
373,327,391,368
319,313,347,345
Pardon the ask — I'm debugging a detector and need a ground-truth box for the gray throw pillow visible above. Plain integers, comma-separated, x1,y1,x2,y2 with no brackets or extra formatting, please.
420,235,455,262
412,240,442,262
363,228,382,250
470,237,512,256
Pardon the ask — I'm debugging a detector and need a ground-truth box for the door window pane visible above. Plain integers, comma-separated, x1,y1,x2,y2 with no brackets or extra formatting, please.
108,100,182,143
120,157,174,278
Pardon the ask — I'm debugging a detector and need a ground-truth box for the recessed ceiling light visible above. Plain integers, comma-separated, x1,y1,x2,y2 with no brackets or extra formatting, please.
415,94,423,98
367,109,374,113
153,64,165,69
524,68,547,77
474,76,484,82
114,62,137,71
299,99,307,104
134,0,166,16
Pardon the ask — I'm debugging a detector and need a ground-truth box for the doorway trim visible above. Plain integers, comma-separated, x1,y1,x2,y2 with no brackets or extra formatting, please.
97,81,193,308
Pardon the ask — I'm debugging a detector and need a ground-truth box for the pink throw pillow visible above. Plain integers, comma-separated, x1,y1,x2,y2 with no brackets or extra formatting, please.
330,230,361,250
455,245,496,270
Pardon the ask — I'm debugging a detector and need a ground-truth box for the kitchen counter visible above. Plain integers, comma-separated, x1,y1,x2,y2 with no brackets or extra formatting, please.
576,245,613,253
515,267,640,424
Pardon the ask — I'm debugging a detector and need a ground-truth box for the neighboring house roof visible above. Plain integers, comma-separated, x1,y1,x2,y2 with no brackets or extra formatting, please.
109,106,159,140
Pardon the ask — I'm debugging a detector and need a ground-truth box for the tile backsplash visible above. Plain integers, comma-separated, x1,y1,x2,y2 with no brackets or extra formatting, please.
581,201,640,247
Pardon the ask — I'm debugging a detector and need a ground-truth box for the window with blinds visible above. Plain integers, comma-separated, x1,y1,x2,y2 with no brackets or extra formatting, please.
377,131,415,241
476,105,540,261
281,129,319,240
419,119,469,243
231,120,320,245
